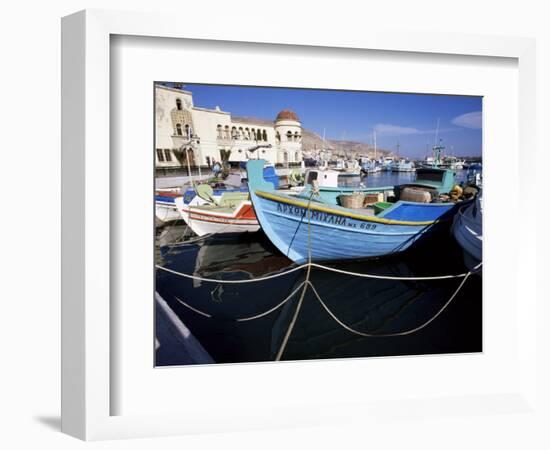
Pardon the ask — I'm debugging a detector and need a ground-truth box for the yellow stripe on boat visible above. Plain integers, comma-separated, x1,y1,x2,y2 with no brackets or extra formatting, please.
256,190,437,226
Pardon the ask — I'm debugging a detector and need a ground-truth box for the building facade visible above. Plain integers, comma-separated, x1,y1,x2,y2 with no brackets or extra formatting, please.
155,83,303,169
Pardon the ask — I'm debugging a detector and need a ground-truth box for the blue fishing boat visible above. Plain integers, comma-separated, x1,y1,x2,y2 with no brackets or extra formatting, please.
247,160,467,263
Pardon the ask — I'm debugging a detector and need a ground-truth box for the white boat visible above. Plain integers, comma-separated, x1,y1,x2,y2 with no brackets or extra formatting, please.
390,158,416,172
452,193,482,269
444,156,466,170
381,156,394,171
155,189,184,225
174,185,259,236
337,159,361,176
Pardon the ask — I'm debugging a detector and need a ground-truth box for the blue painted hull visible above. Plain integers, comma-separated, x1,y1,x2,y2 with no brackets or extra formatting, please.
246,160,465,263
251,192,458,263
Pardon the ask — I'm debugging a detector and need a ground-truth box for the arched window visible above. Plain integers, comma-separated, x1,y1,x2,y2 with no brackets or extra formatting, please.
184,124,190,138
262,130,267,141
176,99,182,110
245,128,250,140
256,129,262,140
238,127,243,139
231,126,237,139
294,131,299,142
286,131,292,141
251,128,256,140
217,124,223,139
276,132,281,143
176,123,182,136
224,125,230,139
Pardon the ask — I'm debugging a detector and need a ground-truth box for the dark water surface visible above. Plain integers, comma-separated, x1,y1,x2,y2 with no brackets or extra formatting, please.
155,170,481,365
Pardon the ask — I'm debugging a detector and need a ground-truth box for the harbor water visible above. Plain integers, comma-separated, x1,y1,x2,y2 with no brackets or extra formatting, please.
155,170,481,365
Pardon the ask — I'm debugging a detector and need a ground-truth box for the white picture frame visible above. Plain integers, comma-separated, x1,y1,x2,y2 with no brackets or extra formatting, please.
61,9,539,441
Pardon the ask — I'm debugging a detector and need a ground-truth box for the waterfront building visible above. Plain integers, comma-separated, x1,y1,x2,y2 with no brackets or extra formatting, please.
155,83,303,169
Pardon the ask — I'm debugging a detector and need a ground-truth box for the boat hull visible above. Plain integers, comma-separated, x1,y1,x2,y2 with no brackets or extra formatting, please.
250,190,456,263
175,197,260,236
452,197,482,267
155,193,183,224
247,159,464,263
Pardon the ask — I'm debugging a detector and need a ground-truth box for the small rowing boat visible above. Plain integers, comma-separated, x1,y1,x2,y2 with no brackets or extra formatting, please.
174,185,259,236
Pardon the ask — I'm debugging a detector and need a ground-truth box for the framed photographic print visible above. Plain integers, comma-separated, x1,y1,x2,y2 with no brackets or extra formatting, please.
153,82,483,366
62,9,540,441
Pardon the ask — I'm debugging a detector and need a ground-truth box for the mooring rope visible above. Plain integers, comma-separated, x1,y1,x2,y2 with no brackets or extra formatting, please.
275,198,315,361
173,280,307,321
159,187,481,361
156,260,480,283
307,271,474,337
157,263,307,284
308,261,481,280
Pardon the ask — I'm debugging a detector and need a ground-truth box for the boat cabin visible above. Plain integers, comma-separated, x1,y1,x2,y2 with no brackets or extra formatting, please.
412,167,455,194
304,169,340,188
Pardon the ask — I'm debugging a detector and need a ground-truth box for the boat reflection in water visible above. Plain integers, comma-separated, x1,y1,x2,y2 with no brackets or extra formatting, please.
156,226,481,365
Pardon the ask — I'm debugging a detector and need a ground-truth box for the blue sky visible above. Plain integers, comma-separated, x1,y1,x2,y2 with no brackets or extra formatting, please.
179,83,482,158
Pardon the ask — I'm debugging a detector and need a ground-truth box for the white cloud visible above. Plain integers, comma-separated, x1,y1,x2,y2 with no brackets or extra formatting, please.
451,111,482,129
373,123,421,136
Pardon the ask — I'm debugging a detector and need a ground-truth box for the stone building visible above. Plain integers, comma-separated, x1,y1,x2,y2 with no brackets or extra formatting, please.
155,83,303,169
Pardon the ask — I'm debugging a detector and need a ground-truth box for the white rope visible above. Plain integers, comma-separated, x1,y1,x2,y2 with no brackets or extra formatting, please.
156,263,307,284
275,195,315,361
307,270,474,337
157,260,481,284
174,296,212,318
237,281,306,322
309,261,482,280
171,281,307,321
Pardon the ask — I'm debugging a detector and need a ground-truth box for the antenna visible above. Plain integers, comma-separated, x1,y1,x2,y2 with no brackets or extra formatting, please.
434,118,440,146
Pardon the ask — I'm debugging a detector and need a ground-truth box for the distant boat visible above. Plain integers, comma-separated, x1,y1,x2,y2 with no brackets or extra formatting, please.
335,159,361,177
360,159,382,174
452,193,482,269
381,156,395,171
297,168,394,205
465,163,483,187
175,185,259,236
247,160,468,263
390,159,416,172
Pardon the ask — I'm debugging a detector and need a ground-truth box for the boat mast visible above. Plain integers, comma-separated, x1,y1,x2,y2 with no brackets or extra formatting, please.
373,129,377,160
432,118,443,167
